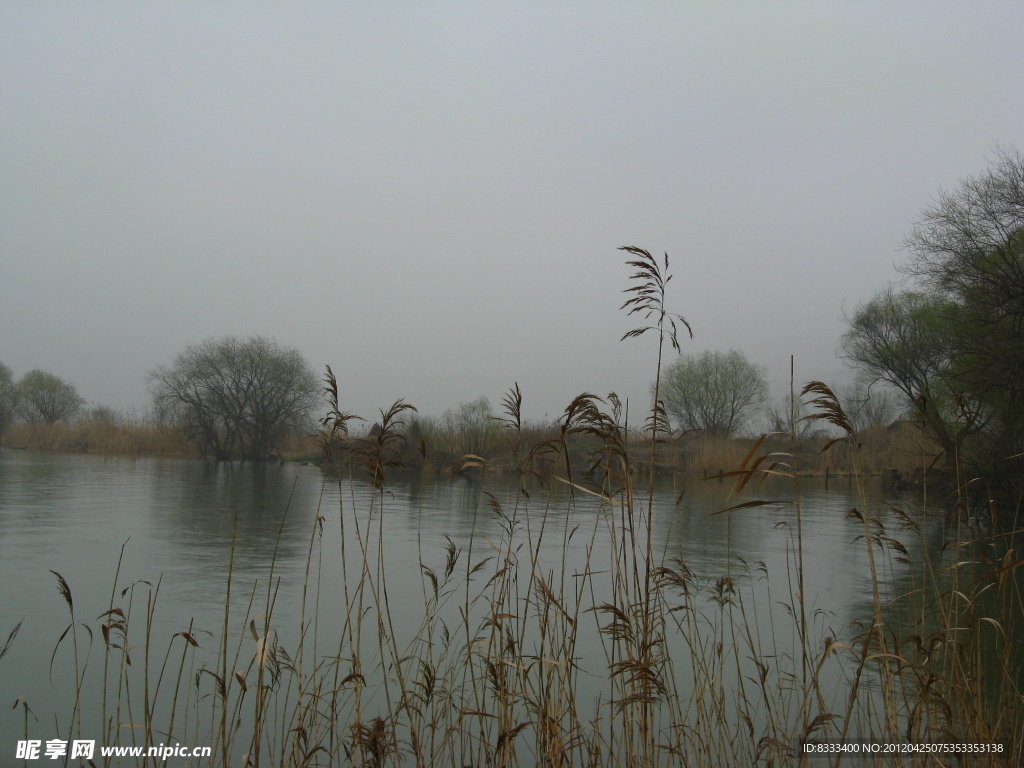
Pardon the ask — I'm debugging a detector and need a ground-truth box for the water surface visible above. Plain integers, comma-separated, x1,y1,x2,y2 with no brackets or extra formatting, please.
0,448,963,756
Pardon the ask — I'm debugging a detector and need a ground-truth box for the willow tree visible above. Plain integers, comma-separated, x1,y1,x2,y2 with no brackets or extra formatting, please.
659,349,767,437
840,288,962,458
149,336,320,460
15,369,84,424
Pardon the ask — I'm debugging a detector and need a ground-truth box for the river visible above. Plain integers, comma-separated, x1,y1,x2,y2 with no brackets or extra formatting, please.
0,448,1008,765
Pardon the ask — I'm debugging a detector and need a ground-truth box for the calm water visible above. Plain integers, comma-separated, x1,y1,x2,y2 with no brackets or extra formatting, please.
0,448,963,756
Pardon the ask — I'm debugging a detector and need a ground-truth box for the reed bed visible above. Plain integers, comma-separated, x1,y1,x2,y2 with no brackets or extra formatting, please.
6,248,1023,766
1,417,320,460
644,423,938,482
3,417,190,456
0,401,928,480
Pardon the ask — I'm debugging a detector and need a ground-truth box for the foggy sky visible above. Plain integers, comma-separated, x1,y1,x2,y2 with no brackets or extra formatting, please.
2,2,1022,426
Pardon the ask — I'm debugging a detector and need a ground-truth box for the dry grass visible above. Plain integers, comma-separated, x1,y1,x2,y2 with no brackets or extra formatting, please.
0,407,936,482
638,422,943,483
394,414,943,487
1,416,321,461
3,417,191,455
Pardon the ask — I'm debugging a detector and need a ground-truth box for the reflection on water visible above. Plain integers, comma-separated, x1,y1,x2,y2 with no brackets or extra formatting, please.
0,448,1009,756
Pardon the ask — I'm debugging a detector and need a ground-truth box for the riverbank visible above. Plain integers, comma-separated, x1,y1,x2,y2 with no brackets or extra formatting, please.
1,414,939,481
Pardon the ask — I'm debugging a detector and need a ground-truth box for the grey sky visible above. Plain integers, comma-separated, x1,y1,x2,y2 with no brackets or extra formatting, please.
2,2,1021,425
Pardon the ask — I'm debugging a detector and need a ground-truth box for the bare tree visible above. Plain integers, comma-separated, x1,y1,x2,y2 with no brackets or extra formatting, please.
660,350,768,437
16,369,84,424
149,336,320,460
903,146,1024,311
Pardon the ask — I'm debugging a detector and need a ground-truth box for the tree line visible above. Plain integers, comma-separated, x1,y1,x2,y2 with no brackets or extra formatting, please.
0,341,895,463
841,146,1024,505
0,337,323,462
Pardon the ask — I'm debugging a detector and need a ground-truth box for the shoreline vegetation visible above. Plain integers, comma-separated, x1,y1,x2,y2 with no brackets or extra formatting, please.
0,408,941,484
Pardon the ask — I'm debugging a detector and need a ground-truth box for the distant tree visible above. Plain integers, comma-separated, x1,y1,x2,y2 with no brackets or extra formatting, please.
149,336,320,461
0,362,16,438
15,369,84,424
660,350,768,437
